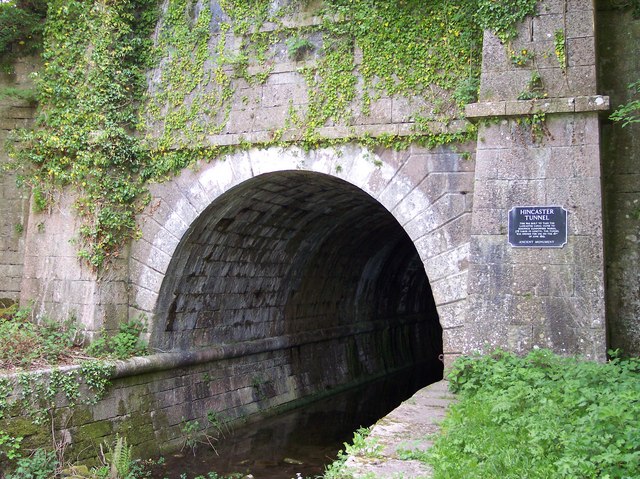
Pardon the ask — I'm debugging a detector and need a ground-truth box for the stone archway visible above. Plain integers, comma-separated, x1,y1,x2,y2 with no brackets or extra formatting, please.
129,145,473,367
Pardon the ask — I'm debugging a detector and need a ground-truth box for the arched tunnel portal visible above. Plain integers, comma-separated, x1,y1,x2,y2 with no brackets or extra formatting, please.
151,170,443,412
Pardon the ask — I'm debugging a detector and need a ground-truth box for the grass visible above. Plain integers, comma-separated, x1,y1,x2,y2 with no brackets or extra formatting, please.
406,349,640,479
0,303,148,371
0,303,80,370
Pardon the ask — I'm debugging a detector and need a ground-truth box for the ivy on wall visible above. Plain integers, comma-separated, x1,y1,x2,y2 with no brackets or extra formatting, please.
6,0,537,269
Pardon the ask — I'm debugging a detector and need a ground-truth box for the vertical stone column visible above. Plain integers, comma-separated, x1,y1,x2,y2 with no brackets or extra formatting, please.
0,57,38,305
462,0,608,359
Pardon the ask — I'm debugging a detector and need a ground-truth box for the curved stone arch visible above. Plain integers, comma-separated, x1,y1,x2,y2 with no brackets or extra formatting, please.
129,144,472,355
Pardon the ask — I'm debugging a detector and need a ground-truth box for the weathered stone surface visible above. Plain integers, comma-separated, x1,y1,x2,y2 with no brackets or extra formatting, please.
342,380,455,478
0,5,618,465
598,3,640,355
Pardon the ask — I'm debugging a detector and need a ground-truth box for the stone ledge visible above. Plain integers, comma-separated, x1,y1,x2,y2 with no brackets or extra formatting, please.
200,120,471,147
465,95,609,119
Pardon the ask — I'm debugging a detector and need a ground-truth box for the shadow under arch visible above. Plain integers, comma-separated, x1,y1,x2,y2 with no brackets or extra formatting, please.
152,169,443,406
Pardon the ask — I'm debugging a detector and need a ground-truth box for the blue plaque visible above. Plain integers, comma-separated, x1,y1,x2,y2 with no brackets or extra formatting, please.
508,206,568,248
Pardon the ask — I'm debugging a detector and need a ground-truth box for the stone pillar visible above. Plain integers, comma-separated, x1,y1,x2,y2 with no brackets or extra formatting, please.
0,57,38,306
463,0,608,359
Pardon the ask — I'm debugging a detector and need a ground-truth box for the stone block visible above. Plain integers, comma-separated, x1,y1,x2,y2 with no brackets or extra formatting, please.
544,113,600,147
474,178,547,210
545,177,603,236
565,9,594,39
574,95,609,112
532,13,565,43
441,326,468,354
507,325,534,353
261,82,308,108
424,243,470,283
496,147,551,180
130,258,165,295
567,36,596,67
464,101,506,118
470,207,507,236
264,71,301,85
567,65,598,97
252,106,290,130
436,299,467,329
391,95,428,123
548,144,601,179
130,238,172,275
151,184,200,227
353,98,393,125
480,33,510,73
231,86,264,110
430,271,468,305
479,70,534,102
137,216,180,257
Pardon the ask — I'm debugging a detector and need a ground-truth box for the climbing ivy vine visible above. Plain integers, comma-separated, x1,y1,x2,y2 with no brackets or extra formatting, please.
7,0,537,269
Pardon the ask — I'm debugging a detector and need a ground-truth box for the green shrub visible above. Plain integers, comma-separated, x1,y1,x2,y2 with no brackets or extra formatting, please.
422,349,640,478
0,305,78,369
5,449,58,479
87,319,148,360
0,0,46,70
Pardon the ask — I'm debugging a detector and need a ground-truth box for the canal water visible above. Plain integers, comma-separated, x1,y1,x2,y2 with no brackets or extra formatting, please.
151,365,440,479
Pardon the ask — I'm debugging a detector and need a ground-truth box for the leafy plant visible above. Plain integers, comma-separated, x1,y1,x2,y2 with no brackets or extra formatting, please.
0,87,37,103
206,410,230,438
5,449,58,479
610,80,640,127
510,48,534,66
0,431,23,461
554,29,566,72
98,435,133,479
286,36,313,61
86,318,148,360
0,0,46,71
453,76,480,106
474,0,538,42
0,305,79,369
423,349,640,479
517,70,546,100
344,427,382,458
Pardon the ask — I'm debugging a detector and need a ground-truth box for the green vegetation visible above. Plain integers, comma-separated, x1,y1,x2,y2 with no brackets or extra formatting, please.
400,349,640,479
611,80,640,128
3,0,537,269
0,0,46,72
554,29,566,73
0,86,37,103
86,318,148,360
323,427,381,479
0,304,146,370
0,304,78,370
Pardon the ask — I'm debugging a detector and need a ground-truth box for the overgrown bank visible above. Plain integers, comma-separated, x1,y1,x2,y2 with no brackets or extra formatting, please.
408,350,640,479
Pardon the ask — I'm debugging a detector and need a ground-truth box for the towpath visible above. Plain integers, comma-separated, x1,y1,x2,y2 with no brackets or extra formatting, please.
342,380,455,478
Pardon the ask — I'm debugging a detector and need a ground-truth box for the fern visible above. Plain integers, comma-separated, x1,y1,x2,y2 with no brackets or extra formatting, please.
101,435,133,479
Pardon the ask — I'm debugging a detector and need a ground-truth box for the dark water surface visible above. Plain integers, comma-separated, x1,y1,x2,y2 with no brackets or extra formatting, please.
152,366,439,479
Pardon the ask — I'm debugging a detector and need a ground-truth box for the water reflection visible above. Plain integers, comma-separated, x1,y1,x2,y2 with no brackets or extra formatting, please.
152,365,440,478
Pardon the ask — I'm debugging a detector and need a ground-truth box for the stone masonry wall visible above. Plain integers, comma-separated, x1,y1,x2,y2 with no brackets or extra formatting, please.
0,342,440,471
597,3,640,355
0,57,38,305
464,0,608,360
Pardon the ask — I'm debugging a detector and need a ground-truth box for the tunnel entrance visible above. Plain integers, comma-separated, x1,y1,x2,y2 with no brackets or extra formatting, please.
153,170,442,415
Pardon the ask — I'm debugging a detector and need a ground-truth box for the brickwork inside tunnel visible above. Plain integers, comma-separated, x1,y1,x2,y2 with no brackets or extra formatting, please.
153,170,443,393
